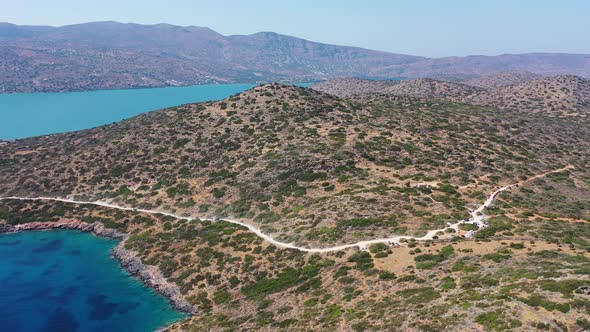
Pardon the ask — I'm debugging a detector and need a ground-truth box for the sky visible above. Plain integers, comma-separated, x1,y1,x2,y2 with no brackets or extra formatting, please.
1,0,589,57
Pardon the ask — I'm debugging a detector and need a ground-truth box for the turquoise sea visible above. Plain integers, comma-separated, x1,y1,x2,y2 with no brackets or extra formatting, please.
0,84,258,140
0,230,185,331
0,83,314,140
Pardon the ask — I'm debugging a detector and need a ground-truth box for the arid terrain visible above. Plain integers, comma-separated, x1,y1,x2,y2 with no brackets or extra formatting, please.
465,71,543,88
314,73,590,116
1,81,590,331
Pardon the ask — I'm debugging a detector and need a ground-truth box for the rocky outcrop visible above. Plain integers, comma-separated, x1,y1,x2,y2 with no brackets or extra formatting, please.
112,245,196,314
0,219,127,239
0,222,16,233
10,220,95,233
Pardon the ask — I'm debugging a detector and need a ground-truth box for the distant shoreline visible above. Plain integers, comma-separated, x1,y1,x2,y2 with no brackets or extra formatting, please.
0,81,317,95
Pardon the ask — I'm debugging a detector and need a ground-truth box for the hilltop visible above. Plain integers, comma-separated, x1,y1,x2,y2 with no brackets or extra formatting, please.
465,71,543,88
313,77,483,99
1,22,590,93
377,78,483,99
470,75,590,116
314,74,590,116
1,84,590,331
309,78,399,97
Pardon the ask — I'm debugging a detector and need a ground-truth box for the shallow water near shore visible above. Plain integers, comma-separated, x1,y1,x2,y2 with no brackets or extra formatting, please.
0,230,185,331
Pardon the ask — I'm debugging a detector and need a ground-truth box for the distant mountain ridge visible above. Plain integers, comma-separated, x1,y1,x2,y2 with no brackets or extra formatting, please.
1,21,590,93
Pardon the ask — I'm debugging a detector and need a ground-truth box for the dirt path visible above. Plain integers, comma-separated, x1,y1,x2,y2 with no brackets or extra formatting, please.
0,166,573,253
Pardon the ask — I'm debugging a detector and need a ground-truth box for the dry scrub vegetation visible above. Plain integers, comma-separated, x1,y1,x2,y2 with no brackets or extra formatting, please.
1,82,590,331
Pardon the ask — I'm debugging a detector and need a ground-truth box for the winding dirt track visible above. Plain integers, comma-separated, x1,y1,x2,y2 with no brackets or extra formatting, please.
0,166,573,253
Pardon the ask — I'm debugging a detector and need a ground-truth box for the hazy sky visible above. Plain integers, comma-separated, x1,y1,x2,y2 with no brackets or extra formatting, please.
2,0,589,57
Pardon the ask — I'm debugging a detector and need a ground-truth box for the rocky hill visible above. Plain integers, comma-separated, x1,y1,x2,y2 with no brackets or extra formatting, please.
312,77,483,99
378,78,483,99
309,77,399,97
1,84,590,331
465,71,543,88
1,22,590,93
314,74,590,116
2,83,589,245
470,75,590,116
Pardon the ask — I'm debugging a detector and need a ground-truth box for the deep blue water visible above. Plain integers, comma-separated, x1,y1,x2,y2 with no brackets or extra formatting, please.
0,230,185,332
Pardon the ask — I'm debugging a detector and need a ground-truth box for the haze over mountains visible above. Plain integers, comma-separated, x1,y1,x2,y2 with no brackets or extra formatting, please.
2,21,590,93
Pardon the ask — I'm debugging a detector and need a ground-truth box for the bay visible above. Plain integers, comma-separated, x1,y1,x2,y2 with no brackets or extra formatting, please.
0,230,185,332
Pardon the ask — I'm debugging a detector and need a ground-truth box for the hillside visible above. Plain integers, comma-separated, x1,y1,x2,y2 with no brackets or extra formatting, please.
465,71,543,88
312,77,483,99
2,22,590,93
470,75,590,116
314,75,590,116
309,77,399,97
1,84,590,331
377,78,483,99
2,83,589,245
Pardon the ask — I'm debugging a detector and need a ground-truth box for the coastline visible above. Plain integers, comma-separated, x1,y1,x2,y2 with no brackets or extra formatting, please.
0,220,196,318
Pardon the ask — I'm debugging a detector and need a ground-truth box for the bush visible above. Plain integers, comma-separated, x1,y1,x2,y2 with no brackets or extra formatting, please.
166,182,191,198
483,250,512,263
212,187,226,198
349,252,374,271
300,172,327,182
414,245,454,269
577,319,590,330
369,243,389,253
337,216,398,229
396,287,440,304
378,271,396,280
374,252,389,258
475,310,512,331
213,289,231,304
509,242,525,249
520,294,570,313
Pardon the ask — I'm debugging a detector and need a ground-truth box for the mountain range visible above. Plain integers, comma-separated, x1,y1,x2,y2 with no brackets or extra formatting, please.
2,21,590,93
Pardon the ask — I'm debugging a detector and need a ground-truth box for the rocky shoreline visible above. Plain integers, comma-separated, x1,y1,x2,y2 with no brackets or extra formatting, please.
0,220,196,317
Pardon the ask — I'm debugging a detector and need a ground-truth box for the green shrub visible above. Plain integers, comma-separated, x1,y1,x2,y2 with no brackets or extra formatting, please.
519,294,570,313
509,242,525,249
369,243,389,253
414,245,454,269
378,271,396,280
300,172,327,182
349,252,374,271
475,310,515,331
213,289,232,305
396,287,440,304
212,187,226,198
